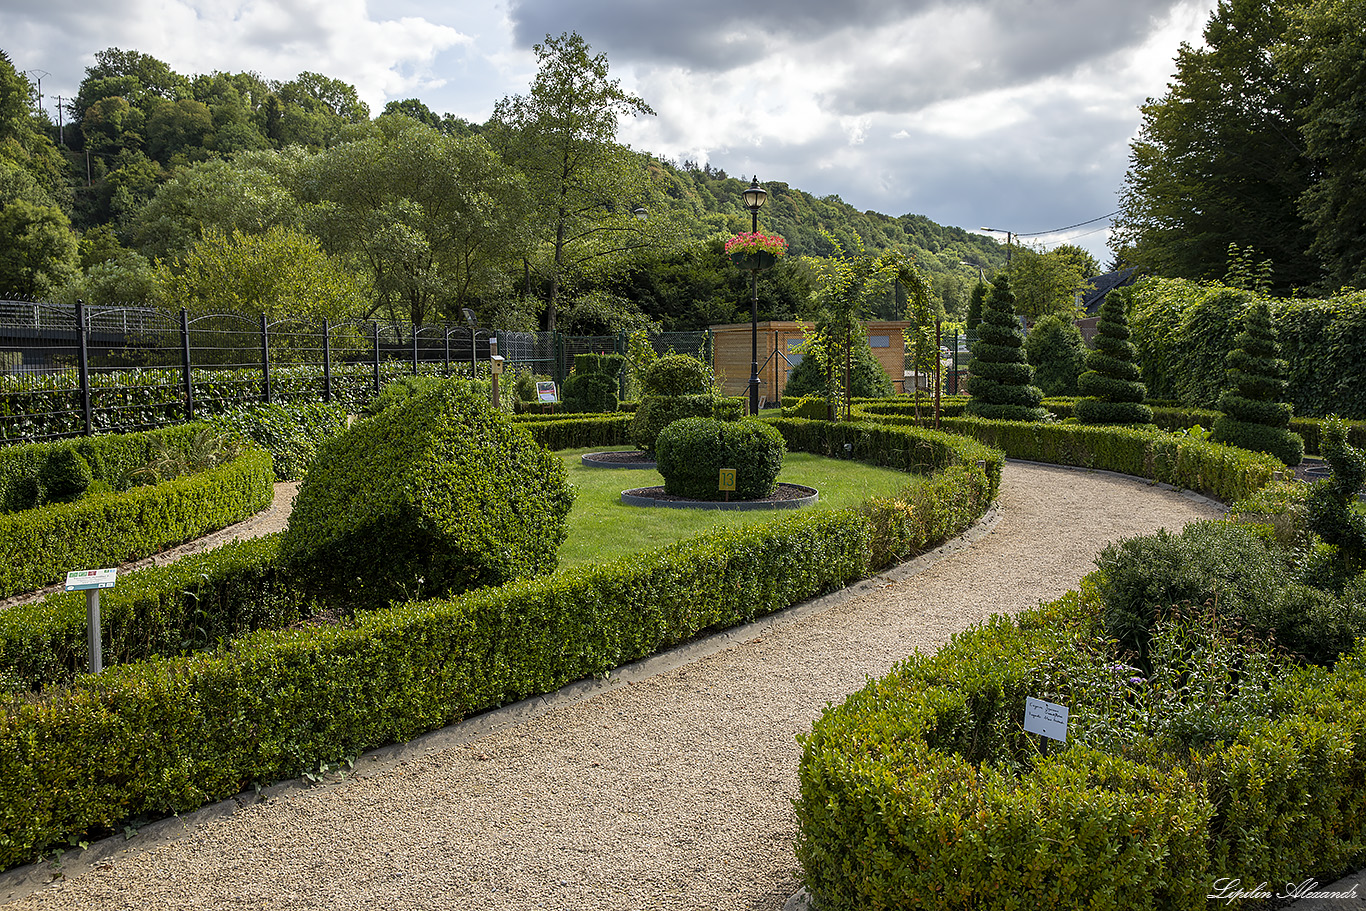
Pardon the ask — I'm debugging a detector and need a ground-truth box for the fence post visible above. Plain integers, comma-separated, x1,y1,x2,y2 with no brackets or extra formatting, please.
372,322,381,395
412,324,419,375
322,318,332,403
444,329,451,376
260,312,271,404
75,299,92,436
180,308,194,421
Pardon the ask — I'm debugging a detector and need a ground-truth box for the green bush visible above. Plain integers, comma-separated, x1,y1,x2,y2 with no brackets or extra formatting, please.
513,414,632,451
279,381,575,611
360,375,449,417
655,418,785,500
782,395,832,421
1305,416,1366,580
0,534,314,692
560,372,619,414
36,449,93,503
1026,313,1088,397
628,394,743,453
783,337,893,400
0,446,275,598
641,353,712,396
965,273,1046,421
208,401,349,481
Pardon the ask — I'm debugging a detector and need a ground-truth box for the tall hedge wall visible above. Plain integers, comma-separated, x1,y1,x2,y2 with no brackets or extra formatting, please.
1128,277,1366,418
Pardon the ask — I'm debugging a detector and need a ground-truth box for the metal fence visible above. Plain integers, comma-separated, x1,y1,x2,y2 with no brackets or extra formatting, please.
0,299,712,442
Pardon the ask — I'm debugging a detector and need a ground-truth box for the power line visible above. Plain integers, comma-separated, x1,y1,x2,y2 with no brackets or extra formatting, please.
1015,211,1119,238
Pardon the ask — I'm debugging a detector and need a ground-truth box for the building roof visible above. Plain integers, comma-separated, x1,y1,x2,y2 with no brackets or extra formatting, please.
1080,267,1140,316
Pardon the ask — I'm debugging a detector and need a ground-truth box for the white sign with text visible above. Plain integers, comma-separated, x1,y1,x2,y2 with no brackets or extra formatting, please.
1024,696,1069,742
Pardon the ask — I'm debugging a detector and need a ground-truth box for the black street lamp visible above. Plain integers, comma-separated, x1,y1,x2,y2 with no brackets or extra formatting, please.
743,176,768,415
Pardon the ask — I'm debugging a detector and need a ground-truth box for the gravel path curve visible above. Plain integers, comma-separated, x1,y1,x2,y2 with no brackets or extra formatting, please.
2,462,1223,910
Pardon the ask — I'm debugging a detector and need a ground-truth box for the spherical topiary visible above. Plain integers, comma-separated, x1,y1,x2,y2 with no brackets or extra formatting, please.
1075,292,1152,426
38,449,94,502
655,417,785,501
561,371,619,414
1210,300,1303,466
642,354,712,396
280,380,574,610
965,274,1046,421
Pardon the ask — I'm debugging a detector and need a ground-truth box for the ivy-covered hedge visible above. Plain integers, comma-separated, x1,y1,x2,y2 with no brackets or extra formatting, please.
0,510,871,870
796,583,1366,910
0,535,311,692
0,446,274,598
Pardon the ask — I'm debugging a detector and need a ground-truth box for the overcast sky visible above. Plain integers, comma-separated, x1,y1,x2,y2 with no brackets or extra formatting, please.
5,0,1219,264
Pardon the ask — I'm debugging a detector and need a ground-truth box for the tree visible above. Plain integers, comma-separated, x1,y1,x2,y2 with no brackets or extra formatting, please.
965,277,987,338
1026,313,1088,397
1009,245,1091,323
1210,299,1304,465
964,273,1046,421
1112,0,1319,293
491,32,656,332
0,159,79,297
303,118,531,328
0,52,68,202
1074,293,1152,425
1278,0,1366,289
156,225,365,322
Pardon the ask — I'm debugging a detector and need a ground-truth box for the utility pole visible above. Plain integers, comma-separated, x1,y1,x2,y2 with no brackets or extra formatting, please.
25,70,49,114
55,95,64,146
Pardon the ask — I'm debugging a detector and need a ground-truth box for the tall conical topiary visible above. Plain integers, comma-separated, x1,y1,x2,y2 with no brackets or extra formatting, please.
1074,292,1152,425
1210,300,1304,466
965,274,1046,421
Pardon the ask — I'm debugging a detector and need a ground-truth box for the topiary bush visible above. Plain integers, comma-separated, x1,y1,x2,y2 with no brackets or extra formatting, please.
561,372,619,414
1305,415,1366,583
1210,300,1304,466
654,417,785,501
965,273,1046,421
641,353,712,396
1075,292,1153,426
279,381,575,611
35,449,93,503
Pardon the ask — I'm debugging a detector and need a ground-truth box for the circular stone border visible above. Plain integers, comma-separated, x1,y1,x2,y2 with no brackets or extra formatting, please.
581,451,658,469
620,483,818,511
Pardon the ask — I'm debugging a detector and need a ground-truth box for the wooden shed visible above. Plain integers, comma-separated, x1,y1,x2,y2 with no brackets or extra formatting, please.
709,320,910,404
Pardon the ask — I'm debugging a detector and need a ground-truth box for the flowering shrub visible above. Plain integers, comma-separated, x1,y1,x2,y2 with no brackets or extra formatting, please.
724,232,788,257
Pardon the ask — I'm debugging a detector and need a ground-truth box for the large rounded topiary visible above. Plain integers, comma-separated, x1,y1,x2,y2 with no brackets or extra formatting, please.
655,417,785,501
1210,300,1303,466
630,354,741,453
1075,292,1153,425
965,274,1046,421
279,380,574,610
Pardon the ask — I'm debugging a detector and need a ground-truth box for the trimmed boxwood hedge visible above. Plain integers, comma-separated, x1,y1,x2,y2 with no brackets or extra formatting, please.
0,445,274,598
656,417,786,500
796,582,1366,910
512,414,632,450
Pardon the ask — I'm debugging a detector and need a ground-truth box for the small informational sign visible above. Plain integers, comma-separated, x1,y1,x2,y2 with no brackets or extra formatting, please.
718,468,737,492
65,568,118,592
1024,696,1069,743
536,381,558,403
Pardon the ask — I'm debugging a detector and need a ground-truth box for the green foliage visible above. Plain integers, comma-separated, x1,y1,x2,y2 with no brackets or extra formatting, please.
629,394,743,453
35,449,93,503
1305,416,1366,581
965,273,1046,421
655,417,785,500
783,395,832,421
1075,292,1152,425
560,372,619,414
640,353,711,396
1210,299,1303,465
782,332,892,401
513,414,632,450
1025,312,1087,397
0,534,313,692
279,382,575,610
858,465,996,570
1008,244,1091,322
0,445,274,597
360,375,450,418
208,401,348,480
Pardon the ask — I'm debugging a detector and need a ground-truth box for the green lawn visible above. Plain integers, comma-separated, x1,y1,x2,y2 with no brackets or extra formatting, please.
555,446,921,569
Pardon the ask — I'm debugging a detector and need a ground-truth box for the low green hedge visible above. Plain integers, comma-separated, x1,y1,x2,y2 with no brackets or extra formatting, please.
513,414,632,450
0,446,275,598
796,583,1366,909
0,535,313,692
0,510,870,869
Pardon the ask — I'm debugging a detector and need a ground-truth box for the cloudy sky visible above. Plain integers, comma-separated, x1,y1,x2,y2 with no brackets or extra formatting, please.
5,0,1219,263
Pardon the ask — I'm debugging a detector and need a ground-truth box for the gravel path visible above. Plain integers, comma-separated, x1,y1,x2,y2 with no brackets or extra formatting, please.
2,462,1223,910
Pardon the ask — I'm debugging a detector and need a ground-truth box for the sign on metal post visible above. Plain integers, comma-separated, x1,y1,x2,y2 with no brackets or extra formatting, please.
719,468,736,502
1024,696,1068,756
65,568,117,675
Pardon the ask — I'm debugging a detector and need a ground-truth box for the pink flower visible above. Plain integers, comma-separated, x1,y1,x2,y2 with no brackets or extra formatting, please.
725,232,789,257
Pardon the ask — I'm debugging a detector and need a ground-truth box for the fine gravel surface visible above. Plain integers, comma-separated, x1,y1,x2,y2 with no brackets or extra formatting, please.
3,461,1224,910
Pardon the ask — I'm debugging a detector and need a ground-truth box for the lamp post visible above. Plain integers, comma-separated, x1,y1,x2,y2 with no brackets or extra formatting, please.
743,176,768,415
980,227,1014,265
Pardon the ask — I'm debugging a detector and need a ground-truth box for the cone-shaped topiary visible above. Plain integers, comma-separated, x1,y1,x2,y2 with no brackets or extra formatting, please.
1074,292,1152,425
964,274,1046,421
1210,300,1304,466
1305,416,1365,580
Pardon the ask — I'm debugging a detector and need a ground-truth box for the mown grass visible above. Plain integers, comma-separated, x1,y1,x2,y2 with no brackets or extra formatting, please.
555,446,924,570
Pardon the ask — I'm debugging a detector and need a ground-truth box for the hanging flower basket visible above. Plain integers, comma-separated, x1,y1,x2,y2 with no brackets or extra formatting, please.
726,232,787,270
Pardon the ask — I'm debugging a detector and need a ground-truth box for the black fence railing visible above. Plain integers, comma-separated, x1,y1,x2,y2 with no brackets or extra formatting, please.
0,300,711,442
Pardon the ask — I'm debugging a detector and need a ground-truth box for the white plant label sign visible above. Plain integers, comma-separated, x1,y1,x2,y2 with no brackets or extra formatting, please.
1024,696,1069,742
